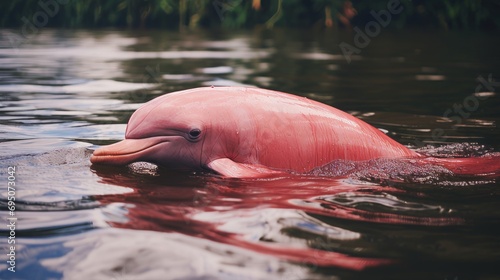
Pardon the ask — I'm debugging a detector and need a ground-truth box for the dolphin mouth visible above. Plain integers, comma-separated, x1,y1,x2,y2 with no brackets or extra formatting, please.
90,137,171,165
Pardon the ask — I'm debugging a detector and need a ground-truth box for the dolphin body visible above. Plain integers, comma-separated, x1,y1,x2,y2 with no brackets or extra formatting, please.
91,87,419,177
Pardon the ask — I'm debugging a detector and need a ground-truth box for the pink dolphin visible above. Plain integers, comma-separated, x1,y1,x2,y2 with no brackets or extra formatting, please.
91,87,419,177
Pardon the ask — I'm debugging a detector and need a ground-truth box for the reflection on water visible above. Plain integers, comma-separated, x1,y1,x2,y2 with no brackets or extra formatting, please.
0,28,499,279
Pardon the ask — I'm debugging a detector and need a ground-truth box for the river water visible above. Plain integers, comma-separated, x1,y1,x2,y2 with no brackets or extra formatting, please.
0,28,499,279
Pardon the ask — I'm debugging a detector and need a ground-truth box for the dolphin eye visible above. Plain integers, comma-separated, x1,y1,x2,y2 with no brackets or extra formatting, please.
188,128,201,140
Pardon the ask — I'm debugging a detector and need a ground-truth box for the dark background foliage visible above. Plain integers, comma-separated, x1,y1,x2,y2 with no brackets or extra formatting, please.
1,0,499,30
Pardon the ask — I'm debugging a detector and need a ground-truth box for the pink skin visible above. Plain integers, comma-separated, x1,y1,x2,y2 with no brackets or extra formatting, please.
91,87,418,177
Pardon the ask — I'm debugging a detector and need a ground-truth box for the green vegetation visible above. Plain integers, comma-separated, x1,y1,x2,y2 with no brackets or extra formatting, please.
1,0,499,30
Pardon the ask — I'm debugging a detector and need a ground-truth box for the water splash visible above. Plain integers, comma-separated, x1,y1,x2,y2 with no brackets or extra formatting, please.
308,143,500,186
416,142,494,158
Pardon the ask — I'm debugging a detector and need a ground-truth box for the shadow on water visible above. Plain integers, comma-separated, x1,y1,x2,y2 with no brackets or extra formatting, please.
0,28,499,279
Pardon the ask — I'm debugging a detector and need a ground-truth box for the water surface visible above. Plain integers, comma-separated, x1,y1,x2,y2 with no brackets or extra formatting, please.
0,28,499,279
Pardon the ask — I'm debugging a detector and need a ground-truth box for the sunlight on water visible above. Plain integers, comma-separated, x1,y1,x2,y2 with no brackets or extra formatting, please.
37,228,315,280
0,80,155,93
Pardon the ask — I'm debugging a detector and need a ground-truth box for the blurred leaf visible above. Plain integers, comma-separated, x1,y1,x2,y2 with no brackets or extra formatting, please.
159,0,174,14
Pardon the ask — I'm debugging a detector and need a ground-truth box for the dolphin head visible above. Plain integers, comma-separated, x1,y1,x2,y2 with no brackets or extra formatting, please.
91,88,234,171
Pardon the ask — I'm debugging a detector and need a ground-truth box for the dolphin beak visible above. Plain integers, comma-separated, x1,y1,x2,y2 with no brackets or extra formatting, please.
90,137,169,165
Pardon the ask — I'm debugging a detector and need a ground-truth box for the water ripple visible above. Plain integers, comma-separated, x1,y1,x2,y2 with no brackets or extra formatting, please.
320,192,448,213
0,79,155,93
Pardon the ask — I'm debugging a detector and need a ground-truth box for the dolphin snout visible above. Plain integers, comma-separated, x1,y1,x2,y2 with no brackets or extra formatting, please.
90,137,169,165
